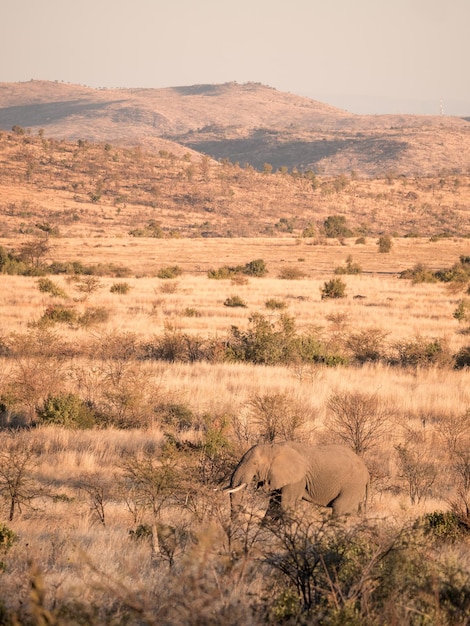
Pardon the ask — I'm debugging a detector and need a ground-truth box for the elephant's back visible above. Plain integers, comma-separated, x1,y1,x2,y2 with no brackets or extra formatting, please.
293,442,368,479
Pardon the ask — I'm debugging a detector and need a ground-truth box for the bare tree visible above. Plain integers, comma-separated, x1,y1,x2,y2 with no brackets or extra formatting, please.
327,391,390,455
0,434,42,520
18,237,50,269
395,443,437,505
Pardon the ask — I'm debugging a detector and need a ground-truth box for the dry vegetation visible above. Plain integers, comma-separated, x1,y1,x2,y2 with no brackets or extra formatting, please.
1,80,469,177
1,128,470,240
1,129,470,624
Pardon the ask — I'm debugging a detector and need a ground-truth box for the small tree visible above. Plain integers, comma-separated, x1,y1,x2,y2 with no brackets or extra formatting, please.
321,278,347,300
72,276,102,300
246,391,312,443
120,447,181,521
327,391,389,455
395,443,437,505
18,237,50,269
0,435,42,521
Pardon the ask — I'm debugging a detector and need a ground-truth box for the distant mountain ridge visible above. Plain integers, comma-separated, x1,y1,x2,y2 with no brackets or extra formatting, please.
0,80,468,177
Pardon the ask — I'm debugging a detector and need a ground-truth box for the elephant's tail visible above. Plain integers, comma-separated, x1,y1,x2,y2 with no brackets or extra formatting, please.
363,478,370,515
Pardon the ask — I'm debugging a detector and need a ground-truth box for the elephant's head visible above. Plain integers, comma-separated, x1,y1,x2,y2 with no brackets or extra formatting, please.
224,443,308,518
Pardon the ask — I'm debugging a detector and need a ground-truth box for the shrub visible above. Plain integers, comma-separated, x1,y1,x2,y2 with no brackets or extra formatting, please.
321,277,347,299
37,393,96,428
265,298,287,310
77,306,110,328
37,277,68,298
243,258,267,277
223,295,247,308
454,346,470,369
453,298,470,324
110,282,131,294
418,511,468,542
399,263,438,283
246,391,311,443
157,265,183,279
278,266,307,280
208,259,267,279
393,335,452,368
156,402,195,431
395,443,437,505
37,304,77,327
159,280,179,294
72,276,102,299
302,224,316,238
0,522,17,551
323,215,352,238
334,255,362,275
225,313,346,367
377,235,393,253
346,328,388,364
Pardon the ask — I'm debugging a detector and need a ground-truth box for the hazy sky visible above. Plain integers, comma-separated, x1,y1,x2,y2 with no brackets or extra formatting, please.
2,0,469,115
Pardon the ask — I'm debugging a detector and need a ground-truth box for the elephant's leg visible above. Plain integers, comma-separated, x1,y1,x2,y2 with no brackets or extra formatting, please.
330,488,362,516
264,489,283,521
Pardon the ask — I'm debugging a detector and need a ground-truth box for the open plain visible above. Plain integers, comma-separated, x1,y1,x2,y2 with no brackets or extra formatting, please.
0,108,470,623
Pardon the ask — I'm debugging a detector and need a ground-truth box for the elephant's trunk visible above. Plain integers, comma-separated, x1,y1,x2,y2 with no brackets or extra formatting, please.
227,458,257,521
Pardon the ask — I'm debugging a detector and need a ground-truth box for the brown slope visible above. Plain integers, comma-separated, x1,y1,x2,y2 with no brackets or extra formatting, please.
1,129,469,240
0,80,468,177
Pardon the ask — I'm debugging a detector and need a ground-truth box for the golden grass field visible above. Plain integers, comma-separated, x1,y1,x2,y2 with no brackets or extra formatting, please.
1,131,470,623
1,233,470,622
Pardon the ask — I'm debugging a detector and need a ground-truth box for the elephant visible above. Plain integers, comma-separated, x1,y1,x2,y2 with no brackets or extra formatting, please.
224,441,369,520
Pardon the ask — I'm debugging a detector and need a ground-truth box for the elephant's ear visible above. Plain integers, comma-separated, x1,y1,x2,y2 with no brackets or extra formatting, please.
267,446,308,490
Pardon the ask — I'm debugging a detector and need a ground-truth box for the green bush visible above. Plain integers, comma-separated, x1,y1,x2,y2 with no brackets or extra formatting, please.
208,258,267,279
324,215,352,238
321,277,347,299
37,304,77,327
0,522,17,550
244,258,267,277
393,335,452,368
37,393,96,428
419,511,467,542
225,313,346,366
37,277,68,298
453,299,470,323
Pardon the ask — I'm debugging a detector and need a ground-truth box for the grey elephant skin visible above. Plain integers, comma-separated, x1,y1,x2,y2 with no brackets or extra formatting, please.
225,442,369,519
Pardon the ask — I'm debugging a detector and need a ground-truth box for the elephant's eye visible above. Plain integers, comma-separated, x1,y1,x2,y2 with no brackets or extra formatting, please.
256,481,264,489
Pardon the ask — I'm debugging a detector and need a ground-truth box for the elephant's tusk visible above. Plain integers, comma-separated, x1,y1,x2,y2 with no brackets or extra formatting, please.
223,483,247,494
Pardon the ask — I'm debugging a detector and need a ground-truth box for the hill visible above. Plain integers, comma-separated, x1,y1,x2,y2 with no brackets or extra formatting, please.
0,80,469,177
0,128,469,239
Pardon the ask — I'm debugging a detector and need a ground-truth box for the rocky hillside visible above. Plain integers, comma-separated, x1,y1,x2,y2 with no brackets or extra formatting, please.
0,129,469,239
0,80,469,177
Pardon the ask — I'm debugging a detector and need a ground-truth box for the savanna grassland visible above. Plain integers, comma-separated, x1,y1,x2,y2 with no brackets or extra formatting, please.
1,127,470,624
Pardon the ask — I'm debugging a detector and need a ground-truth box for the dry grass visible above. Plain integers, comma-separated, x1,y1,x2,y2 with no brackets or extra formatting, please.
1,130,470,622
1,129,469,239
